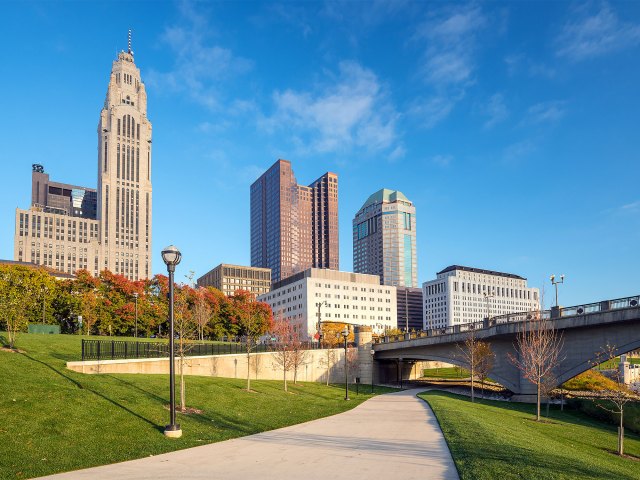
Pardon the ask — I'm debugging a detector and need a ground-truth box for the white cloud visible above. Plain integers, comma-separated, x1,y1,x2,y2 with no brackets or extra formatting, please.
523,101,567,125
556,2,640,61
262,61,400,156
416,4,487,87
482,93,509,128
431,154,453,167
503,140,536,164
411,4,488,127
409,94,459,129
504,54,556,79
145,2,252,110
388,145,406,162
620,201,640,213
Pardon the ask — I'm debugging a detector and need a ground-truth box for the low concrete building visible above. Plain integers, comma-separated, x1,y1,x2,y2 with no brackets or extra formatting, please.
196,263,271,297
258,267,396,338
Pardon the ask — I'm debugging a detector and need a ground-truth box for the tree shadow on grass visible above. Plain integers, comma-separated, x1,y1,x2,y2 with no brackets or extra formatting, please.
19,351,162,432
105,375,167,404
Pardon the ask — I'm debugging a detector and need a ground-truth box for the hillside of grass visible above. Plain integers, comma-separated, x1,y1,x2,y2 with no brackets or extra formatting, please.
0,333,393,479
419,391,640,480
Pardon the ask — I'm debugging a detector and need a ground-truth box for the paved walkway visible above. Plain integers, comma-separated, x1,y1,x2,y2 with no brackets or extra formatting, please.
41,389,459,480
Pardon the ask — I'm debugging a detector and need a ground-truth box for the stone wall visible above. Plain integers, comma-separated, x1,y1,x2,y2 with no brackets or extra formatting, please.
67,347,357,384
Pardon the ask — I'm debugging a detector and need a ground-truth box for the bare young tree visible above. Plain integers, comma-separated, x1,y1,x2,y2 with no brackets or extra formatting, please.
456,326,487,402
230,290,272,392
193,287,212,341
290,326,309,384
174,286,198,412
588,344,640,456
509,311,564,421
475,341,495,398
271,314,296,392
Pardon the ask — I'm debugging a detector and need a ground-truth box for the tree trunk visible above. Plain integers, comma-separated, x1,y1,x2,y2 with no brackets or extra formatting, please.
470,366,475,403
246,348,251,392
326,350,330,386
180,355,185,412
536,380,541,421
619,409,624,456
284,365,287,392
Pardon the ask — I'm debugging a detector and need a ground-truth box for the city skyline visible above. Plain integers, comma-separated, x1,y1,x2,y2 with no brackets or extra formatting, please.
1,2,639,306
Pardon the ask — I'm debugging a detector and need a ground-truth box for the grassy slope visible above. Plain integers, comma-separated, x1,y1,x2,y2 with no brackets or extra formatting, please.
419,391,640,480
422,367,469,379
1,333,393,479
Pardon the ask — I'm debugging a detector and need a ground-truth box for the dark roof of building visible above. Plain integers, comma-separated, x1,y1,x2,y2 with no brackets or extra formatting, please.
0,259,76,280
437,265,526,280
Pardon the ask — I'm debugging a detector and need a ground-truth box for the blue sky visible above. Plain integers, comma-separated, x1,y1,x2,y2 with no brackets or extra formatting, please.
1,1,639,307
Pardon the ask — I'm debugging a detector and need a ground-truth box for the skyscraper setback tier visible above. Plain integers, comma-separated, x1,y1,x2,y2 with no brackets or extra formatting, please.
14,35,152,280
353,189,418,288
250,159,339,283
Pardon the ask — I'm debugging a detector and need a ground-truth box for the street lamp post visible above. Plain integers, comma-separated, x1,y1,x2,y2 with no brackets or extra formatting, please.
483,290,494,323
133,292,139,338
342,326,349,400
550,274,565,307
161,245,182,439
370,348,375,394
316,301,327,348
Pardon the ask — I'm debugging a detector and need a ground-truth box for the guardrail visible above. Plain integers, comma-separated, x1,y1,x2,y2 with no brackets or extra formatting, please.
81,339,354,361
374,294,640,345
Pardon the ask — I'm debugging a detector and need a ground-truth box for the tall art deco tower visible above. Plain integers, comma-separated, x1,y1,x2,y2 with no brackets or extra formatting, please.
97,34,152,280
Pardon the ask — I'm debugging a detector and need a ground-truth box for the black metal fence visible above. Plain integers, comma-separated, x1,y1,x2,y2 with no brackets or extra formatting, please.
81,339,351,361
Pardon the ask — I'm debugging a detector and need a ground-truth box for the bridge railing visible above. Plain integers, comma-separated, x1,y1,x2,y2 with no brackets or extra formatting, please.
375,294,639,345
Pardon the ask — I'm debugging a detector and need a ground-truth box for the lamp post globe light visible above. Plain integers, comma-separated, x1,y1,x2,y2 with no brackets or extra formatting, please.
342,326,349,401
161,245,182,439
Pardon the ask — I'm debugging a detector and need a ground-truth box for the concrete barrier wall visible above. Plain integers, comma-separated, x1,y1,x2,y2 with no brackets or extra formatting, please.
67,348,361,384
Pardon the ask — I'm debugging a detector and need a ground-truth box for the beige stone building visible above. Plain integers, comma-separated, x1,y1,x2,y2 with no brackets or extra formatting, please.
196,264,271,297
13,35,152,280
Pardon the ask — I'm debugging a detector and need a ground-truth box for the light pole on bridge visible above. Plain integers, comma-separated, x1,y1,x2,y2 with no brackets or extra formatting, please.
550,274,565,307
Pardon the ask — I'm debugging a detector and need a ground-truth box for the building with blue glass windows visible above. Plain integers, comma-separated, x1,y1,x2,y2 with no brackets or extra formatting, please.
352,189,418,289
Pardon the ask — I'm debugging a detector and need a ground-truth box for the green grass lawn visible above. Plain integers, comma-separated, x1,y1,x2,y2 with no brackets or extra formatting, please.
1,333,394,479
596,357,640,369
419,391,640,480
422,366,469,379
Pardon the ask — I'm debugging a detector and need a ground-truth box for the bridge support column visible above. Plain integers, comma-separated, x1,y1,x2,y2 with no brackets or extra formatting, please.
355,326,374,386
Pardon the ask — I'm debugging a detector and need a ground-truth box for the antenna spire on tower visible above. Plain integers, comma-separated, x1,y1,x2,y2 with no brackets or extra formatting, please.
128,29,132,54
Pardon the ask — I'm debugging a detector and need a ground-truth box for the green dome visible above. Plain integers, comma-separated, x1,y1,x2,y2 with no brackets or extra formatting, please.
360,188,410,210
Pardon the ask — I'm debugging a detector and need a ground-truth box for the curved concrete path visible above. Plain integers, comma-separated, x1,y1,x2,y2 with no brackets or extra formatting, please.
41,389,458,480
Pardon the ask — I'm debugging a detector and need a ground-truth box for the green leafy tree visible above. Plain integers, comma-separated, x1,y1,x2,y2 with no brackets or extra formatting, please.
0,265,53,348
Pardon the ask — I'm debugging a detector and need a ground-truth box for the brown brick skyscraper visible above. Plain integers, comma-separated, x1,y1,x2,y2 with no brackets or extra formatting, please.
250,159,338,283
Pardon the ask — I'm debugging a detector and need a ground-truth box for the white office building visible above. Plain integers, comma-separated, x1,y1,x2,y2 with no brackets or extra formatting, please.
423,265,540,329
258,268,397,338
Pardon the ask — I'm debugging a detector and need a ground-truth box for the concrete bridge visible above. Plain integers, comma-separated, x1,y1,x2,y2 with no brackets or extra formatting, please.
372,295,640,401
